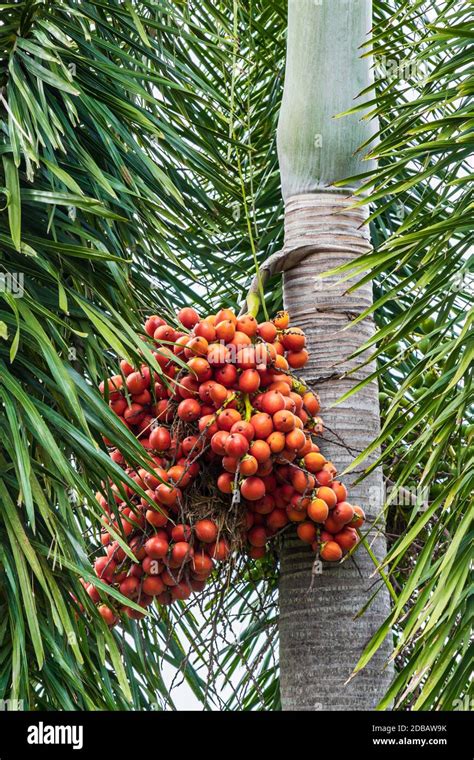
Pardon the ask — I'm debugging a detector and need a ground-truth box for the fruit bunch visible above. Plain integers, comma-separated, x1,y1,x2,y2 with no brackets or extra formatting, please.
84,307,365,626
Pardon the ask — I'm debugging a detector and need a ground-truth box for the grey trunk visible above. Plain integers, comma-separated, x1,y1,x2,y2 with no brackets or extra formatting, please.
276,0,393,711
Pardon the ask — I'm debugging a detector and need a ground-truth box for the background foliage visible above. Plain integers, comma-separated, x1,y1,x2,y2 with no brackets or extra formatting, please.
0,0,471,709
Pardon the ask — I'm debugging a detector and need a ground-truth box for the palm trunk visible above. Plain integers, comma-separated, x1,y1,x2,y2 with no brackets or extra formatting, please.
276,0,393,710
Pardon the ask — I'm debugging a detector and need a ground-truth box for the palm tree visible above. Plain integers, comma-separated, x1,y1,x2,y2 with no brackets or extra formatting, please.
0,0,471,711
274,0,393,711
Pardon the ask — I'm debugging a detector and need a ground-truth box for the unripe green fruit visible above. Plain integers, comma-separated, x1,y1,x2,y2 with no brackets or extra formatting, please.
423,370,438,387
418,337,430,353
385,343,399,358
420,316,436,334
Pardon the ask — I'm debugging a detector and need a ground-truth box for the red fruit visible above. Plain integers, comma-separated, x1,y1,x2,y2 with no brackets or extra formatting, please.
189,577,207,593
286,506,307,522
333,501,355,525
334,527,358,552
124,403,145,425
94,556,116,582
133,389,152,406
350,505,365,529
238,369,261,394
266,509,289,532
273,311,289,329
249,439,271,463
287,349,309,368
209,382,228,407
211,431,229,455
323,514,345,534
109,450,125,467
247,526,267,548
307,498,329,524
177,398,201,421
273,410,295,433
297,521,317,544
317,486,338,509
195,519,218,544
230,420,255,441
240,476,265,501
177,374,199,399
198,380,216,403
145,536,169,559
156,483,179,506
171,542,193,566
225,432,249,458
315,469,333,487
320,541,343,562
167,464,190,487
217,472,234,494
110,396,127,416
155,590,173,605
141,576,165,597
285,428,306,452
254,494,275,515
161,569,178,587
119,576,140,599
230,330,253,353
194,320,216,342
261,390,286,415
126,371,147,395
98,605,116,626
178,307,200,329
291,469,315,494
236,314,258,337
181,435,201,455
248,546,266,560
217,408,241,431
185,336,208,357
207,539,230,561
265,431,284,454
172,581,192,601
155,399,173,422
216,319,236,342
144,466,168,490
236,346,257,370
240,455,258,476
171,524,192,542
303,392,320,415
174,334,189,357
199,414,218,438
187,356,212,382
193,551,213,576
281,327,306,352
214,364,238,387
145,315,166,336
87,584,100,603
332,481,348,503
215,308,237,325
154,324,176,344
257,321,277,342
222,456,238,473
149,426,172,451
257,459,274,476
251,413,274,440
304,452,326,473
